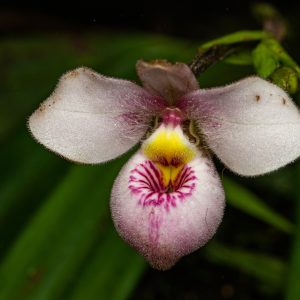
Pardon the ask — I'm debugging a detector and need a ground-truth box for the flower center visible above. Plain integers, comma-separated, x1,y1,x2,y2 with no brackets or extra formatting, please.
128,108,198,211
128,160,196,211
142,109,196,188
162,107,183,127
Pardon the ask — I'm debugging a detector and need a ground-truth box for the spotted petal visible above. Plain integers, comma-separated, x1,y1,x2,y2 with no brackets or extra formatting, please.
111,150,225,270
29,67,165,163
178,77,300,176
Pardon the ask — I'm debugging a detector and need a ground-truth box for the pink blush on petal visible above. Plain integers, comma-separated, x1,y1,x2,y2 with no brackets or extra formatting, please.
148,210,162,246
128,160,197,248
111,151,225,270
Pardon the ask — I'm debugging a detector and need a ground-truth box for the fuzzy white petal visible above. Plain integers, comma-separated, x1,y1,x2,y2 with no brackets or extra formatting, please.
29,67,165,163
111,150,225,270
179,77,300,176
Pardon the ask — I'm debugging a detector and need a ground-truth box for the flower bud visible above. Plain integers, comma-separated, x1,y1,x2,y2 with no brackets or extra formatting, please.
270,66,298,94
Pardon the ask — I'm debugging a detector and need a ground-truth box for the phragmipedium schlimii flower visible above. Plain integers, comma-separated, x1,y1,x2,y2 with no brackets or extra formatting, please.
29,59,300,270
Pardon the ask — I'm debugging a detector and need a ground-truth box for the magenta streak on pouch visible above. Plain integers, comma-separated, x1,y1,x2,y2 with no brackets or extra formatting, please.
149,210,161,245
128,160,197,245
129,160,197,210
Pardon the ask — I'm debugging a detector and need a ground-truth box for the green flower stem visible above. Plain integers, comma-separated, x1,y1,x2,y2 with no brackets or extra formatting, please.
189,44,237,76
200,31,270,49
191,31,269,76
251,3,287,41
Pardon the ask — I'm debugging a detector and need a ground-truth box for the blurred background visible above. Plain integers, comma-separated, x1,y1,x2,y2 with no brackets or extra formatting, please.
1,1,300,299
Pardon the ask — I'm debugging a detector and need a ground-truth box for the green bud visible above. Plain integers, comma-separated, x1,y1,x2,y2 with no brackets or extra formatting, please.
270,66,298,94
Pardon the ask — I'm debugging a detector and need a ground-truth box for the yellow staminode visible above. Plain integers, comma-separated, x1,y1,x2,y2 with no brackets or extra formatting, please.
142,124,196,187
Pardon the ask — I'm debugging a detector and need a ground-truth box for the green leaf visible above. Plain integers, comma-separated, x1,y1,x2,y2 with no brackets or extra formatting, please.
252,41,280,77
270,66,298,94
205,242,286,289
223,177,294,234
284,163,300,300
200,30,269,49
67,228,146,300
0,147,67,255
0,160,125,300
252,37,300,81
251,2,283,21
263,38,300,76
224,49,253,65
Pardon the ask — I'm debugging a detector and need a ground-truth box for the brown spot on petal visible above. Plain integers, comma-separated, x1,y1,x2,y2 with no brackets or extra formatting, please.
84,68,98,79
143,59,171,68
38,104,45,112
67,69,79,78
51,95,59,105
282,97,287,105
255,95,260,102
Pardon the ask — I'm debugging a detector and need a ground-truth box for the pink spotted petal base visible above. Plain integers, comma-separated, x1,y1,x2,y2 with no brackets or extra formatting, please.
111,150,225,270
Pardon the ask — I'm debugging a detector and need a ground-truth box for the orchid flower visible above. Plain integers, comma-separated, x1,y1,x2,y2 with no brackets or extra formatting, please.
29,60,300,270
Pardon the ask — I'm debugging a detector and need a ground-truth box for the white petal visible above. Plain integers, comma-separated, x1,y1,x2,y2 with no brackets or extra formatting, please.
29,67,166,163
111,150,225,270
179,77,300,176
